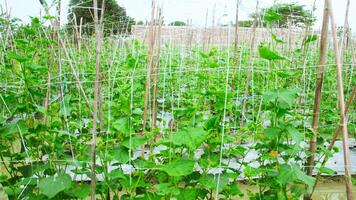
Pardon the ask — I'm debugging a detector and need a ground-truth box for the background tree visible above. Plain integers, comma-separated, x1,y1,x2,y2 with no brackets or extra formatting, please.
68,0,135,35
168,21,187,26
238,20,253,27
260,3,315,28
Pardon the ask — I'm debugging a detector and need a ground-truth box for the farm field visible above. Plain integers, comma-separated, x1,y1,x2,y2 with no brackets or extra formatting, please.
0,0,355,199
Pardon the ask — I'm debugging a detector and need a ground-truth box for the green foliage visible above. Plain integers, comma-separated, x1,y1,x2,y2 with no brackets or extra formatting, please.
304,34,318,45
238,20,254,27
38,174,72,198
261,3,315,28
277,164,315,190
168,21,187,26
160,159,195,176
0,13,353,200
258,43,286,61
170,127,208,150
68,0,135,34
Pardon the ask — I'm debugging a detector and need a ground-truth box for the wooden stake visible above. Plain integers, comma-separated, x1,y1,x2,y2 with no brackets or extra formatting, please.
143,0,157,133
305,1,329,194
240,0,258,128
231,0,240,94
91,0,105,199
311,84,356,197
151,9,162,128
325,0,354,199
339,0,350,65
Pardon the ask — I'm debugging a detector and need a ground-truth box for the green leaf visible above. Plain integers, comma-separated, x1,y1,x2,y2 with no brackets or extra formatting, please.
277,164,315,189
264,127,281,139
286,126,303,143
263,10,282,23
200,174,229,192
38,174,72,198
113,117,130,135
304,34,318,44
0,121,28,138
161,159,195,177
263,89,298,108
271,32,286,44
122,136,147,149
244,166,262,177
258,44,286,60
154,183,170,195
108,169,127,180
8,51,30,63
176,188,197,200
71,184,90,198
110,147,129,164
319,167,336,175
171,127,208,150
208,61,219,68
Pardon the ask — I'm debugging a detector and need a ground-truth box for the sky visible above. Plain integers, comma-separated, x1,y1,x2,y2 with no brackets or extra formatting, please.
0,0,355,31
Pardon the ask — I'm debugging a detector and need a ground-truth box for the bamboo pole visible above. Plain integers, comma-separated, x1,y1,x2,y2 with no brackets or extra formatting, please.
310,1,356,197
143,0,157,133
231,0,240,94
90,0,105,199
305,1,329,194
151,9,162,128
311,84,356,197
325,0,354,199
339,0,350,65
38,0,92,112
240,0,258,128
44,44,54,124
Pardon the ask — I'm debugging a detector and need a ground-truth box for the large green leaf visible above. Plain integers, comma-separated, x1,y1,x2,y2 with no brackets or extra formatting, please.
200,174,229,192
270,31,286,44
263,89,298,108
109,147,129,164
154,183,171,195
264,127,281,139
304,34,318,45
108,169,127,180
171,127,208,150
286,126,303,143
263,10,282,23
0,121,28,138
176,188,197,200
113,117,130,136
38,174,72,198
71,184,90,198
122,136,147,149
277,164,315,189
258,44,286,61
161,159,195,177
